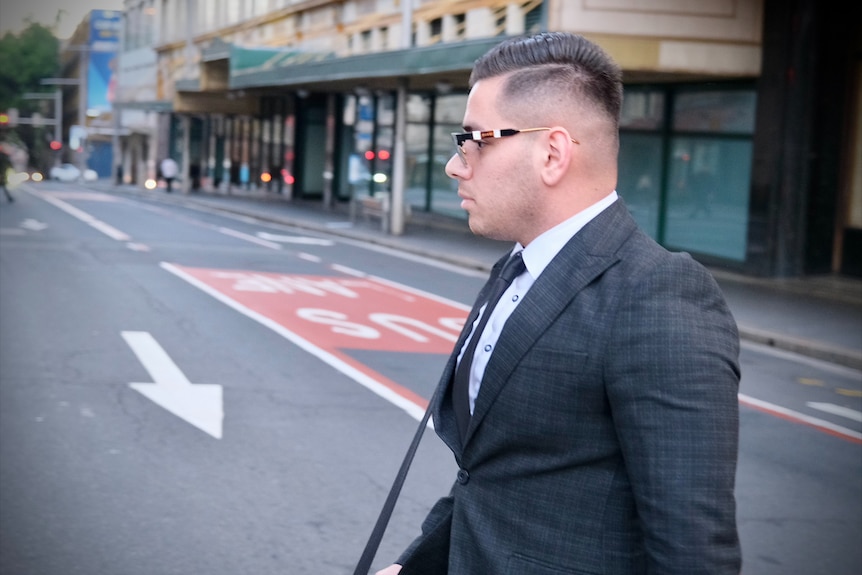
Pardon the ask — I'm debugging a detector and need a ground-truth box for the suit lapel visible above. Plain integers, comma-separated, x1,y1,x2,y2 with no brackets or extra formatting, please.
464,200,637,445
433,254,511,455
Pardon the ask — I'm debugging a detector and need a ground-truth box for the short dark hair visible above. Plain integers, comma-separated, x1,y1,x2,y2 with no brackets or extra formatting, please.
470,32,623,128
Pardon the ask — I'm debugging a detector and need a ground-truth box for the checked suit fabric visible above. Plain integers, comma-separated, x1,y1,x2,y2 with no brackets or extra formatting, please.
452,250,526,441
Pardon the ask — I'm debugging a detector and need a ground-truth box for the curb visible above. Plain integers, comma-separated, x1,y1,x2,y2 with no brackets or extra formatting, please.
737,326,862,371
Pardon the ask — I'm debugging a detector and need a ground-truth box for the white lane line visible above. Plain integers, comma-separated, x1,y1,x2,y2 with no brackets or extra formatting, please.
298,252,322,263
217,226,282,249
806,402,862,423
38,194,131,241
331,264,364,277
257,231,334,245
739,393,862,442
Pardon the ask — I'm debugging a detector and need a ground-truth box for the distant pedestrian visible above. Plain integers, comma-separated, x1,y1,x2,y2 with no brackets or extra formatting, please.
0,152,13,202
160,157,178,193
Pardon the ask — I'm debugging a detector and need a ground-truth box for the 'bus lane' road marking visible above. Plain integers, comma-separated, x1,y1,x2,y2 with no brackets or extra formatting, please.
159,261,862,443
160,262,469,422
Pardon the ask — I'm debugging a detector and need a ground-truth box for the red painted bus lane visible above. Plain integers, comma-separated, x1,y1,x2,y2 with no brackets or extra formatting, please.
162,263,469,418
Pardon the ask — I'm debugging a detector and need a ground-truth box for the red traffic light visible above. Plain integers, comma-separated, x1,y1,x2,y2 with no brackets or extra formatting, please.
49,140,62,151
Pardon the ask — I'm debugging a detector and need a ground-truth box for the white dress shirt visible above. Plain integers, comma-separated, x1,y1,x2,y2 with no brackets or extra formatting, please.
458,191,619,413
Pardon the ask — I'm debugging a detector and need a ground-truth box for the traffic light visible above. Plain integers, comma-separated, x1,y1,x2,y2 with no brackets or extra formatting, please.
49,140,62,151
0,108,18,127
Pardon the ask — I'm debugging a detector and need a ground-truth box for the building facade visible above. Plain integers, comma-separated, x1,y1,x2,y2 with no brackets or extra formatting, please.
60,9,124,178
111,0,861,278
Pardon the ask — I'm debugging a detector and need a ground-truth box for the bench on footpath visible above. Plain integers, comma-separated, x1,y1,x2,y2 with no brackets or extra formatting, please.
357,192,411,232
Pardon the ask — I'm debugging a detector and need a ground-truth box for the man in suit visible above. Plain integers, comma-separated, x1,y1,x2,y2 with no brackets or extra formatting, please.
377,31,741,574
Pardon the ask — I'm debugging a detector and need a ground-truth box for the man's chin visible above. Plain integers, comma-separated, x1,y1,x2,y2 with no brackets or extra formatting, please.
467,218,506,241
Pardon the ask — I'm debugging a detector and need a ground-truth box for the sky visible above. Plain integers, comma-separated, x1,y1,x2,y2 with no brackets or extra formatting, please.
0,0,123,39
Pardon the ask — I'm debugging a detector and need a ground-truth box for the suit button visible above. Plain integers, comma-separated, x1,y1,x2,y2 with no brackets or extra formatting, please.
456,469,470,484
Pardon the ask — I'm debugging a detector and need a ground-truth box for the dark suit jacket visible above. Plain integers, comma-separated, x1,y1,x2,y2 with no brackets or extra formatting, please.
398,199,741,574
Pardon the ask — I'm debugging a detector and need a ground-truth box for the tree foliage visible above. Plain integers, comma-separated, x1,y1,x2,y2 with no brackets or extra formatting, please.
0,22,60,170
0,22,60,111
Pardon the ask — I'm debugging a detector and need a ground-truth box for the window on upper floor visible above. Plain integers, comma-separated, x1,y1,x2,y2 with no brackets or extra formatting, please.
525,3,543,34
452,13,466,39
356,0,376,16
429,17,442,43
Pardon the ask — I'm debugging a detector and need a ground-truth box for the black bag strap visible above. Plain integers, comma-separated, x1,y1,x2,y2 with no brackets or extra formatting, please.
352,391,436,575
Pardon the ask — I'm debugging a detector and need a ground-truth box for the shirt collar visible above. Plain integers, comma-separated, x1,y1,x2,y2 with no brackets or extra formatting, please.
515,191,618,279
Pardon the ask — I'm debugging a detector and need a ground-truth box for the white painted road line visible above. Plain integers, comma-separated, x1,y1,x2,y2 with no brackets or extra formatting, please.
38,194,131,241
806,402,862,423
739,393,862,443
217,226,282,249
257,231,334,245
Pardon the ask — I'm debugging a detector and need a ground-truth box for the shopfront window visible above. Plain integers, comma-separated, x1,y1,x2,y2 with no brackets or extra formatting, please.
664,88,755,261
619,85,755,263
374,93,395,196
405,94,432,211
431,94,467,218
619,88,665,237
618,133,663,238
673,90,756,133
664,137,752,261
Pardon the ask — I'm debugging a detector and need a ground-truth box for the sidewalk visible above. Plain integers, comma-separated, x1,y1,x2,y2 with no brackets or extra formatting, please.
104,183,862,371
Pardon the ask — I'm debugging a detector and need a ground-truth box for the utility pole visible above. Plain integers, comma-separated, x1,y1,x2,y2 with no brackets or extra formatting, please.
389,0,413,236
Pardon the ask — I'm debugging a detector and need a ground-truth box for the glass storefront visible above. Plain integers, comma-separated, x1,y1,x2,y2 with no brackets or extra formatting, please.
430,94,466,218
174,82,757,266
342,91,464,217
619,85,756,262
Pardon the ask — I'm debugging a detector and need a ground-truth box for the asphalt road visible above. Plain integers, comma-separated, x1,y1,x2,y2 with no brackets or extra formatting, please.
1,181,859,574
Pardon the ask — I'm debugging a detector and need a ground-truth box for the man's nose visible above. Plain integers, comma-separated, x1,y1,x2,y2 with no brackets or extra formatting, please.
445,154,468,179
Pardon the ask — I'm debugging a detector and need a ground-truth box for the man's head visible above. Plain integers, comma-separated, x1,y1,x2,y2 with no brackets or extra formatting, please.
447,32,623,245
470,31,623,134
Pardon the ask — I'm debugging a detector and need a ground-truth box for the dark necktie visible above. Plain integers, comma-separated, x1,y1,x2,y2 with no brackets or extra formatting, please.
452,251,526,441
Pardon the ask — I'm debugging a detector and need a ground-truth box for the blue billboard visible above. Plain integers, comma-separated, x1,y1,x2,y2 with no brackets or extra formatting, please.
87,10,121,115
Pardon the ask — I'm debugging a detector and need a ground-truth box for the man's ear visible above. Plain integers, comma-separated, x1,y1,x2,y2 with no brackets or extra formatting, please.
540,127,574,186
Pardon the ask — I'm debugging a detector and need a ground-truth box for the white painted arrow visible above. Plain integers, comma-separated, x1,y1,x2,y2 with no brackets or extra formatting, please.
20,219,48,231
122,331,223,439
256,231,334,245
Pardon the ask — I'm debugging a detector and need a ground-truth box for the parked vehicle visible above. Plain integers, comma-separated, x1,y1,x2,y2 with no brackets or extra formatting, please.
49,164,98,182
49,163,81,182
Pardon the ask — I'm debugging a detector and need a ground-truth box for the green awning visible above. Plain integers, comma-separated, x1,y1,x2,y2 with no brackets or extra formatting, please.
228,36,507,91
230,45,335,79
